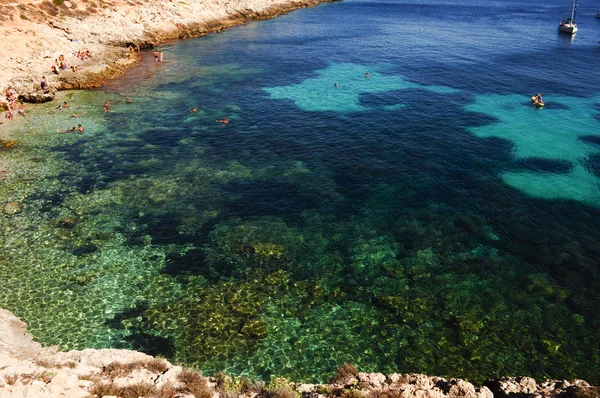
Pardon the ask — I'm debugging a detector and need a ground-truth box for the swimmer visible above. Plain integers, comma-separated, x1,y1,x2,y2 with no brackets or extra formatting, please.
77,124,84,134
365,72,370,78
72,112,86,117
63,101,69,108
334,82,339,87
216,118,229,124
56,127,77,133
190,107,200,113
125,98,133,103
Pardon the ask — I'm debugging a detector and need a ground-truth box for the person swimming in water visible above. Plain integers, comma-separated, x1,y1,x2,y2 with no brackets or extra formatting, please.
56,127,77,133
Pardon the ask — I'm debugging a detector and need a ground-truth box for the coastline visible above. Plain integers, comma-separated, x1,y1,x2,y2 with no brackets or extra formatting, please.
0,0,337,169
0,0,337,106
2,2,599,395
0,308,597,398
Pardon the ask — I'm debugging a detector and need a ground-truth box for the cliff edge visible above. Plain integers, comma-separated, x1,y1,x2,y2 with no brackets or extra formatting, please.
0,308,598,398
0,0,335,102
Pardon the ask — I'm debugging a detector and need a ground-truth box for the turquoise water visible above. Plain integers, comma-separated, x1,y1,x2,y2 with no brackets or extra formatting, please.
1,0,600,384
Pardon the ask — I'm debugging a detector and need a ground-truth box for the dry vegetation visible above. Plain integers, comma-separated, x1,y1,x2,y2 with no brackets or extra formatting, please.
177,368,213,398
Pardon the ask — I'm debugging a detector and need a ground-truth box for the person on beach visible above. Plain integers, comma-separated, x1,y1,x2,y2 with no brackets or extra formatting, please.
41,76,49,93
59,54,67,70
17,103,24,117
51,65,59,75
160,52,164,62
5,110,13,120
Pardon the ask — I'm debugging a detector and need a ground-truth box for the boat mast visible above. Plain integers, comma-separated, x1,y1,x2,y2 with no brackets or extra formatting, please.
570,0,577,24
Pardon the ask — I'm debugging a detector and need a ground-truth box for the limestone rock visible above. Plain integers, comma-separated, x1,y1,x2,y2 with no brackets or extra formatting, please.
3,201,22,215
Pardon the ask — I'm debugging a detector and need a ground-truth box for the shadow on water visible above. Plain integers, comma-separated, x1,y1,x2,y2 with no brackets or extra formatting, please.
162,249,214,279
108,303,176,358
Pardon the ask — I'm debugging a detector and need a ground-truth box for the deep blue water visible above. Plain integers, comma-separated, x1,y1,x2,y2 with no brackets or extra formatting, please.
2,0,600,384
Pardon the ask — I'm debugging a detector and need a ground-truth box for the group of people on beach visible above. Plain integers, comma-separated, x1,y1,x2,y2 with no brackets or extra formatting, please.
3,86,25,120
51,53,86,75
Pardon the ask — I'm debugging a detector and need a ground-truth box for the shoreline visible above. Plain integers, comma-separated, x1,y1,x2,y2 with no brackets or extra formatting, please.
1,0,338,107
0,308,597,397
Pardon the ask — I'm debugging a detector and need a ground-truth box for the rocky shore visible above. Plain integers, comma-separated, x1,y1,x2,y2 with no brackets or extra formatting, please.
1,2,600,398
0,0,337,105
0,308,598,398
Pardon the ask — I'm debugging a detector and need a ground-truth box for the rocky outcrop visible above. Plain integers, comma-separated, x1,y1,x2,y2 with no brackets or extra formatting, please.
0,309,598,398
0,0,339,103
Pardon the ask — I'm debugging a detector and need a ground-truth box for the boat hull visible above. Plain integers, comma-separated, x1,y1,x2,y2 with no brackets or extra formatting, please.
558,23,577,34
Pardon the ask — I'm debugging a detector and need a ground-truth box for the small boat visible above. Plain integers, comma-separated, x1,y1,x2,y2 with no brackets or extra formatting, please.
596,11,600,18
532,96,545,108
558,0,578,34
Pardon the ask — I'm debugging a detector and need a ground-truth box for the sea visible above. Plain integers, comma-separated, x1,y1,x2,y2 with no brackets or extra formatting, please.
1,0,600,385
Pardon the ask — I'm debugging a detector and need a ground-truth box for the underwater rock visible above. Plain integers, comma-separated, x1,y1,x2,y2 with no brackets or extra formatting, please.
0,140,19,150
57,217,80,229
3,201,22,215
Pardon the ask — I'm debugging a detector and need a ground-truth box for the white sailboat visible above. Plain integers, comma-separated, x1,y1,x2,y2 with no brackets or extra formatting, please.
558,0,578,34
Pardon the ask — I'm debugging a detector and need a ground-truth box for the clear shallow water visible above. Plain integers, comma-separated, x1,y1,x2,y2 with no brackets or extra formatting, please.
1,0,600,384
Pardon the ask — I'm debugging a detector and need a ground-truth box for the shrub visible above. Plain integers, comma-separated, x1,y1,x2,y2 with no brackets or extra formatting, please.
156,382,178,398
330,362,359,384
4,374,19,385
121,382,157,398
177,368,212,398
145,358,169,373
102,361,142,377
88,380,122,397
